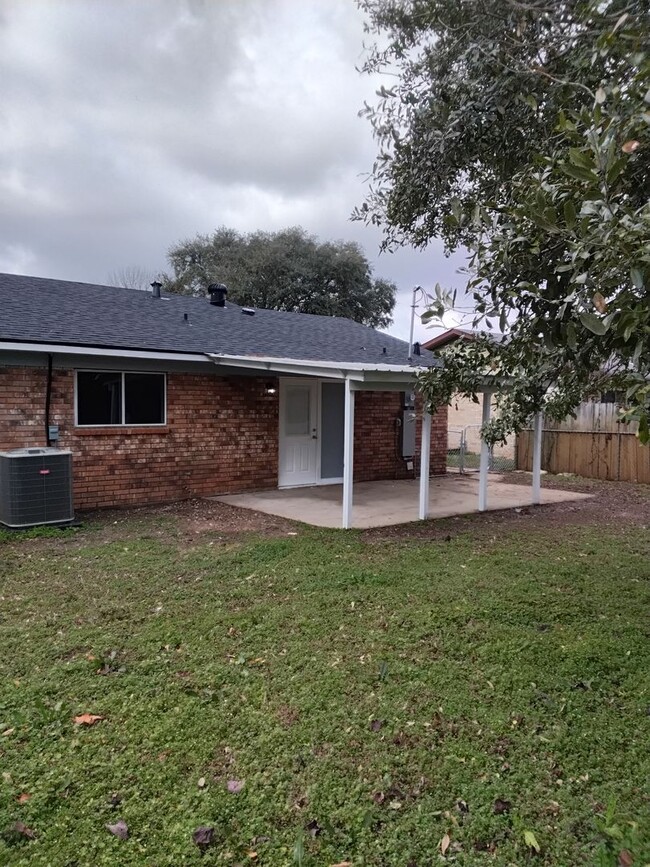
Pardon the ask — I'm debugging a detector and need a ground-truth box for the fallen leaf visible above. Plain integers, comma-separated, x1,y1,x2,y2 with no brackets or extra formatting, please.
192,825,215,852
456,799,469,814
2,728,15,737
73,713,105,726
523,829,541,854
389,800,402,810
493,798,511,815
305,819,322,837
227,779,244,794
330,862,352,866
618,850,634,867
247,851,258,860
106,820,129,840
9,821,35,840
17,793,31,804
440,833,451,855
197,777,206,789
369,719,384,732
622,140,640,154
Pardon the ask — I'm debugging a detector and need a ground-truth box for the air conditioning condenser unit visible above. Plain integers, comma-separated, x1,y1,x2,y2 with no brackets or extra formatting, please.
0,447,74,528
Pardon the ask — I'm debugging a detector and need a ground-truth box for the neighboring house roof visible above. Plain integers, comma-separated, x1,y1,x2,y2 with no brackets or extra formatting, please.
421,328,477,351
0,273,439,368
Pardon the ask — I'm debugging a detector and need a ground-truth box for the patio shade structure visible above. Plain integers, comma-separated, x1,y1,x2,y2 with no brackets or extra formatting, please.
477,390,543,512
207,354,544,528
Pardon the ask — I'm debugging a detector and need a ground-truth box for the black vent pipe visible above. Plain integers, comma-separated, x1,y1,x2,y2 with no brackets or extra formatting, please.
208,283,228,307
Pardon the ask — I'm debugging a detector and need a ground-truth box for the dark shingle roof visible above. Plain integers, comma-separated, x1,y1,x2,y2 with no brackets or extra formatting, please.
0,273,438,368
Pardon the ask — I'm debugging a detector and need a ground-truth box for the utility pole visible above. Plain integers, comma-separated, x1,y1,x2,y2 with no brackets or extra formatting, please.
408,285,424,362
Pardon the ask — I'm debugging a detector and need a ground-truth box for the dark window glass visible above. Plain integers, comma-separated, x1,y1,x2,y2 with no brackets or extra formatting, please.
124,374,165,424
77,372,122,425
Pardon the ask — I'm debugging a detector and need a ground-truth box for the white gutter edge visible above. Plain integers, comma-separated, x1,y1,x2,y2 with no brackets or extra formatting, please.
206,352,429,379
0,341,210,363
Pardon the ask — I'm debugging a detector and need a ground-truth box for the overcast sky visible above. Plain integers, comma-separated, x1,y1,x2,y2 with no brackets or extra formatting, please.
0,0,468,341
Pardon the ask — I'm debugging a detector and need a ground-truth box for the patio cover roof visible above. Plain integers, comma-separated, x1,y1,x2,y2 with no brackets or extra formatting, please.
206,352,430,385
206,352,542,529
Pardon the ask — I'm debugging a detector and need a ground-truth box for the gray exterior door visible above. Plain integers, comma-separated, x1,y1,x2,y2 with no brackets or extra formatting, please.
319,382,345,481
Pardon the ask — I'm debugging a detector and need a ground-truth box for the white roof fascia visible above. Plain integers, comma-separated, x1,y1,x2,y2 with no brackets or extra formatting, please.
0,341,210,363
207,352,428,381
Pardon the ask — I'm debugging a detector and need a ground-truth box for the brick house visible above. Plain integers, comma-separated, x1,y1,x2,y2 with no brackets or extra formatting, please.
0,274,447,527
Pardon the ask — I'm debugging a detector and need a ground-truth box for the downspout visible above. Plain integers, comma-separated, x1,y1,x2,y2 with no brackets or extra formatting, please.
44,353,53,446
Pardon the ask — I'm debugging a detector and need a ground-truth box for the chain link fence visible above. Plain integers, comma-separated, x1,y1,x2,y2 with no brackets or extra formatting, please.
447,425,516,474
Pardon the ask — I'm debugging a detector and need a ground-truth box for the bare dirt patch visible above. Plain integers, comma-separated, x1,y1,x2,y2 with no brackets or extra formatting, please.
362,473,650,543
2,497,302,551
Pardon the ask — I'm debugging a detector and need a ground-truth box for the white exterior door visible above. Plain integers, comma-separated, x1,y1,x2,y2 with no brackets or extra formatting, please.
279,380,318,487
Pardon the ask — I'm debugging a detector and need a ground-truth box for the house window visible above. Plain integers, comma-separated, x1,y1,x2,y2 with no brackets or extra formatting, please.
76,371,166,426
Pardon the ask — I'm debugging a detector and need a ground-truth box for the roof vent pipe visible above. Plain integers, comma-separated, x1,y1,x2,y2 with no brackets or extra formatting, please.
208,283,228,307
150,280,162,298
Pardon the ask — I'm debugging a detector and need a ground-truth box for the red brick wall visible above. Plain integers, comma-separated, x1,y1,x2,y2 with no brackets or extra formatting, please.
353,391,447,481
0,366,447,510
0,367,278,510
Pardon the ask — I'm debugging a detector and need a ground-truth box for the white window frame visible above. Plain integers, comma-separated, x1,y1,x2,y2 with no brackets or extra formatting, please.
74,370,167,428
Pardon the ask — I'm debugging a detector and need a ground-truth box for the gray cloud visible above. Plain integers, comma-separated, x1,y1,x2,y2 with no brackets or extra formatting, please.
0,0,468,341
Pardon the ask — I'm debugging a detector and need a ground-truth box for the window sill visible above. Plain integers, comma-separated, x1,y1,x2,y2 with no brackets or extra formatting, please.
74,426,171,436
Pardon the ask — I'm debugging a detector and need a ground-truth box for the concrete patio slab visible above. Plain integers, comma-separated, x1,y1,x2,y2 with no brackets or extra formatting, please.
214,475,592,529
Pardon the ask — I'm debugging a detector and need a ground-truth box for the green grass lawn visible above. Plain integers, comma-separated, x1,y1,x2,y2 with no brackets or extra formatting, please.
0,516,649,865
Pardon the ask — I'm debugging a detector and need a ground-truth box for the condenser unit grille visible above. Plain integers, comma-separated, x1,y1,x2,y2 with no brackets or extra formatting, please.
0,448,74,528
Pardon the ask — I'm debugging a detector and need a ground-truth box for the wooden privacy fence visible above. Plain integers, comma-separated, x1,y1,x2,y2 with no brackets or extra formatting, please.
517,429,650,483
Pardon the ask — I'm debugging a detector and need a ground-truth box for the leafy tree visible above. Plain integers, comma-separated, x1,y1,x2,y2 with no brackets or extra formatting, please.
357,0,649,441
163,226,396,328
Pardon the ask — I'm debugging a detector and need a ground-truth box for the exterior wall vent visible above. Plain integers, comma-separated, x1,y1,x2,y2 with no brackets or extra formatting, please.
0,448,74,528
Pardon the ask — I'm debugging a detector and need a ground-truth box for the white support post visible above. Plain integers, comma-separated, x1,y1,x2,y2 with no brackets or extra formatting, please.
342,377,355,529
532,411,543,505
419,410,432,520
478,391,492,512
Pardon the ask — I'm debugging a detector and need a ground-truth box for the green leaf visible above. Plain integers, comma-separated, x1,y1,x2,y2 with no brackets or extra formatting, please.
606,157,627,186
568,149,595,170
562,163,598,184
524,830,541,853
630,267,644,289
566,322,577,350
563,200,576,228
638,413,649,445
580,311,608,335
595,86,607,104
